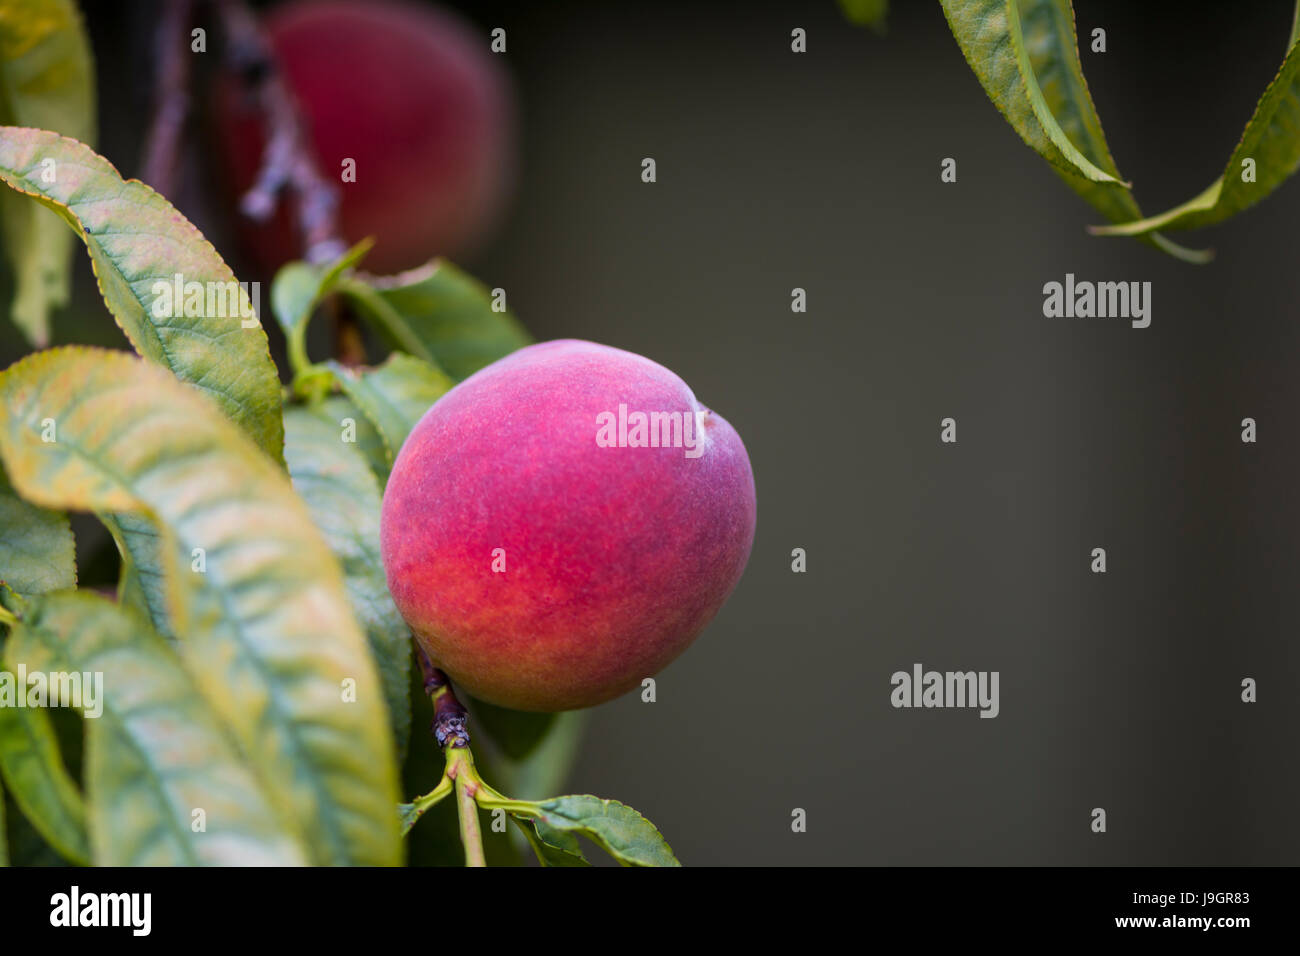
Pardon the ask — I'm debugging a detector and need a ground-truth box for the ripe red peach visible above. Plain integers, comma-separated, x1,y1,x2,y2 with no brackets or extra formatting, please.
213,0,514,274
380,340,757,711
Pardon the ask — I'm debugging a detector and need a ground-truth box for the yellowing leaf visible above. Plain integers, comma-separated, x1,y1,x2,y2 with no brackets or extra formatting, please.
0,467,74,597
7,591,307,865
0,127,283,458
0,348,402,865
0,0,95,346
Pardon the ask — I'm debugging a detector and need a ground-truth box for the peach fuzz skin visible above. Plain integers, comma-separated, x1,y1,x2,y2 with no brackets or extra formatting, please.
380,340,756,711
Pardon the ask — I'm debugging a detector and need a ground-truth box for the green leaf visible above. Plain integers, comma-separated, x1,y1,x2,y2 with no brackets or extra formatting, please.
0,127,283,459
1017,0,1209,262
326,353,453,470
510,795,680,867
513,816,589,867
294,393,388,485
3,790,66,865
0,666,88,863
0,779,7,866
1092,31,1300,237
0,467,74,597
940,0,1125,186
0,347,402,865
0,0,95,347
839,0,889,31
325,394,389,480
7,591,308,865
397,801,423,835
395,774,452,837
283,403,411,758
270,240,373,378
341,260,531,380
100,511,169,638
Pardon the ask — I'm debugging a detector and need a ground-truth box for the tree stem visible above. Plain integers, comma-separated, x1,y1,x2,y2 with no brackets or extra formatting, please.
214,0,346,265
417,645,485,865
418,645,470,748
452,750,487,868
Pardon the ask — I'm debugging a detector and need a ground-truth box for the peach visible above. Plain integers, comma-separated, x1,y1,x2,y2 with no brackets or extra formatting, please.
213,0,514,274
380,340,756,711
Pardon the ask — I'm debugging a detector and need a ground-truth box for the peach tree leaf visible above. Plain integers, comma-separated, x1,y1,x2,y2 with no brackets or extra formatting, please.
283,403,411,758
513,816,589,867
0,669,88,864
940,0,1126,186
1093,26,1300,237
341,259,531,380
505,795,680,867
0,468,74,597
398,799,428,836
485,787,680,867
0,0,95,347
6,591,307,865
1018,0,1209,263
319,393,388,481
326,352,453,470
270,239,373,379
3,791,66,864
0,347,402,865
100,511,170,639
0,127,283,459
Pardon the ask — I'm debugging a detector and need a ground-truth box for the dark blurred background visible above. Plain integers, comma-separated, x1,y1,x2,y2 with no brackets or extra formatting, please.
5,0,1299,865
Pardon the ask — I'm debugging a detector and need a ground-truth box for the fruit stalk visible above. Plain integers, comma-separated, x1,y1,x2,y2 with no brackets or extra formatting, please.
418,645,470,749
414,646,486,865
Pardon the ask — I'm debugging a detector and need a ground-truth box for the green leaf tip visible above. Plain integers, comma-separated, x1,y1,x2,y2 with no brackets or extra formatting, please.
1089,23,1300,240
